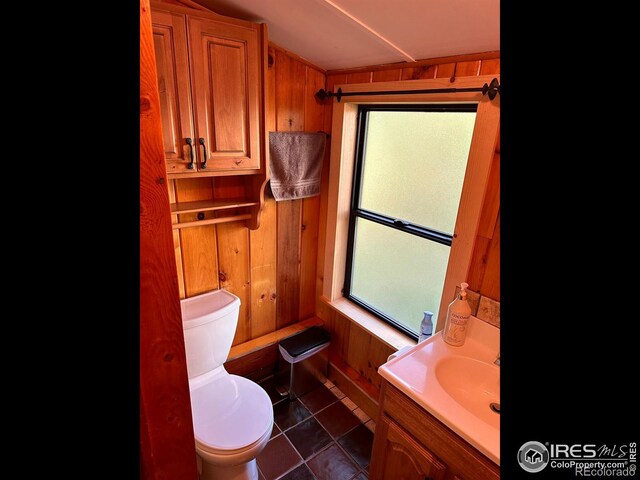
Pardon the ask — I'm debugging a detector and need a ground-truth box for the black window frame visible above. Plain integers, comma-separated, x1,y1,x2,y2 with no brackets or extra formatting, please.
343,103,478,339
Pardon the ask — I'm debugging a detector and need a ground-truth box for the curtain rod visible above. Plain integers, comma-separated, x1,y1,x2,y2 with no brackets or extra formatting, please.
315,78,500,102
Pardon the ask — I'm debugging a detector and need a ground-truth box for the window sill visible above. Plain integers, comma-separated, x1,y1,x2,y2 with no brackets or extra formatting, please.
320,295,416,351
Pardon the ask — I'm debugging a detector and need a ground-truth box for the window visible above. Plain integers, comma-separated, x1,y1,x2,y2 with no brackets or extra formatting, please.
343,105,477,338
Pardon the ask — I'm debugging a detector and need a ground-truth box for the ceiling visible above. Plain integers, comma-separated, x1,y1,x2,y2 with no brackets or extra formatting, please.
193,0,500,71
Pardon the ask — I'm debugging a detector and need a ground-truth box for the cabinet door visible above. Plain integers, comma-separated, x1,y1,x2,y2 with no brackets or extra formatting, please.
151,10,196,174
371,417,447,480
188,16,261,172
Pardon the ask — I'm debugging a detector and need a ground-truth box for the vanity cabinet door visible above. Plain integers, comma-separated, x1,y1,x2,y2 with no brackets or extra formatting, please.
188,16,261,172
151,10,197,174
370,416,447,480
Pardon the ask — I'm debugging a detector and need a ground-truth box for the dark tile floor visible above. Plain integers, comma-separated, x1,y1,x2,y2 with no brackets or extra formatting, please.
256,377,375,480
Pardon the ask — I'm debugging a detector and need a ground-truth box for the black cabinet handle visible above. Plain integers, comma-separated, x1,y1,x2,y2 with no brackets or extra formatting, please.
185,138,195,169
199,138,208,169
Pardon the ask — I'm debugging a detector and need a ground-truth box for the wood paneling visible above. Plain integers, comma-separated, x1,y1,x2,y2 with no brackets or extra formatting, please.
167,180,186,298
326,51,500,77
346,71,372,84
480,58,501,75
480,213,500,300
436,62,456,79
372,69,402,82
216,221,251,345
167,42,327,349
275,50,305,131
454,60,481,77
249,197,277,337
174,178,219,297
140,0,198,477
249,44,278,338
401,65,436,80
276,200,302,328
299,67,325,320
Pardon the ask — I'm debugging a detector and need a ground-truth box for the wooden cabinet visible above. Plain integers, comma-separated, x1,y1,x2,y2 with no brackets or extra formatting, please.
188,16,261,172
375,417,446,480
370,383,500,480
151,1,268,230
152,10,195,174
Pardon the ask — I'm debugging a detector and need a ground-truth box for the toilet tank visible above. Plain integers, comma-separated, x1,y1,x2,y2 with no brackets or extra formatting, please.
180,289,241,379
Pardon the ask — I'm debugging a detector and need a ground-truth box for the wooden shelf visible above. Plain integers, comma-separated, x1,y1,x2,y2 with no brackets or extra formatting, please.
170,198,259,214
172,213,252,229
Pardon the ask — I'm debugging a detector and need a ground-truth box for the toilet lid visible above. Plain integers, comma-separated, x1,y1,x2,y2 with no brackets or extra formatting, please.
190,374,273,451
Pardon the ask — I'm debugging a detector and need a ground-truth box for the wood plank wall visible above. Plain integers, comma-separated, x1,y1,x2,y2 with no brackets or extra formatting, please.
167,44,325,347
166,44,500,412
317,55,501,415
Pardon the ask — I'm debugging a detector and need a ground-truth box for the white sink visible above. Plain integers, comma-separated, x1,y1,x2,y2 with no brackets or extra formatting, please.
378,316,500,465
435,356,500,429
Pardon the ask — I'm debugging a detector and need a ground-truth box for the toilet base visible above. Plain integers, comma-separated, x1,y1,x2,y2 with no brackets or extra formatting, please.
199,457,258,480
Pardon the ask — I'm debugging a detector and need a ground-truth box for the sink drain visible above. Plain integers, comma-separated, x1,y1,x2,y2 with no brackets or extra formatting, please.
490,402,500,414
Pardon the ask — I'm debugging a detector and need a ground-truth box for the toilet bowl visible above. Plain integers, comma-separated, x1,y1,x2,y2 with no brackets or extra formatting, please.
181,289,274,480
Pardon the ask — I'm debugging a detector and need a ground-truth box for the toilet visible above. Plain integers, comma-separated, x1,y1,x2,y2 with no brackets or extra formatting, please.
181,289,274,480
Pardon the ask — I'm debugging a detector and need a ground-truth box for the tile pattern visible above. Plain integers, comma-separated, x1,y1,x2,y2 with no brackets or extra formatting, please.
257,377,373,479
454,286,500,328
477,295,501,327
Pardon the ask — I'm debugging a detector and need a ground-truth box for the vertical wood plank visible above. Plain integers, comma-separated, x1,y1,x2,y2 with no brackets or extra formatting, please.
401,65,437,80
477,152,500,238
249,44,278,339
346,323,372,379
346,71,373,84
304,67,325,132
480,214,500,300
367,338,395,391
215,177,252,346
276,200,302,328
435,63,456,78
299,66,325,320
140,0,198,476
249,197,277,337
480,59,501,75
216,222,252,345
326,73,347,89
330,312,351,359
275,51,306,328
167,179,186,299
454,60,482,77
174,178,219,297
466,236,491,293
275,50,305,131
372,69,402,82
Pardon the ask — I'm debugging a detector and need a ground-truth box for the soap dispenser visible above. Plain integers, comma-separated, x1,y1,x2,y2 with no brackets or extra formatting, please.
418,311,434,343
442,282,472,346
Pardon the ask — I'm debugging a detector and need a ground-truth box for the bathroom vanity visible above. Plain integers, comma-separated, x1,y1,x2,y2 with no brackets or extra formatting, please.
369,317,500,480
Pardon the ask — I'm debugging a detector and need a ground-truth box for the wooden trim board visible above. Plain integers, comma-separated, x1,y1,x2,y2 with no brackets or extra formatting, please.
227,316,323,361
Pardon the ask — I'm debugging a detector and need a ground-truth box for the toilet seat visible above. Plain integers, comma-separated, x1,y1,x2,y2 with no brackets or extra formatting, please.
190,373,273,454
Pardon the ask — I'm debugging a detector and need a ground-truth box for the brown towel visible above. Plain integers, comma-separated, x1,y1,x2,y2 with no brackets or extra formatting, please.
269,132,326,201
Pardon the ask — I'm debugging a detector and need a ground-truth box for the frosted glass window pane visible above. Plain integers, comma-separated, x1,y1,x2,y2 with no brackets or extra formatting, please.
350,218,451,333
360,111,476,233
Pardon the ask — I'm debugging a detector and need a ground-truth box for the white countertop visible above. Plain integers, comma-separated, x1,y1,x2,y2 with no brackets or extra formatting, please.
378,316,500,465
